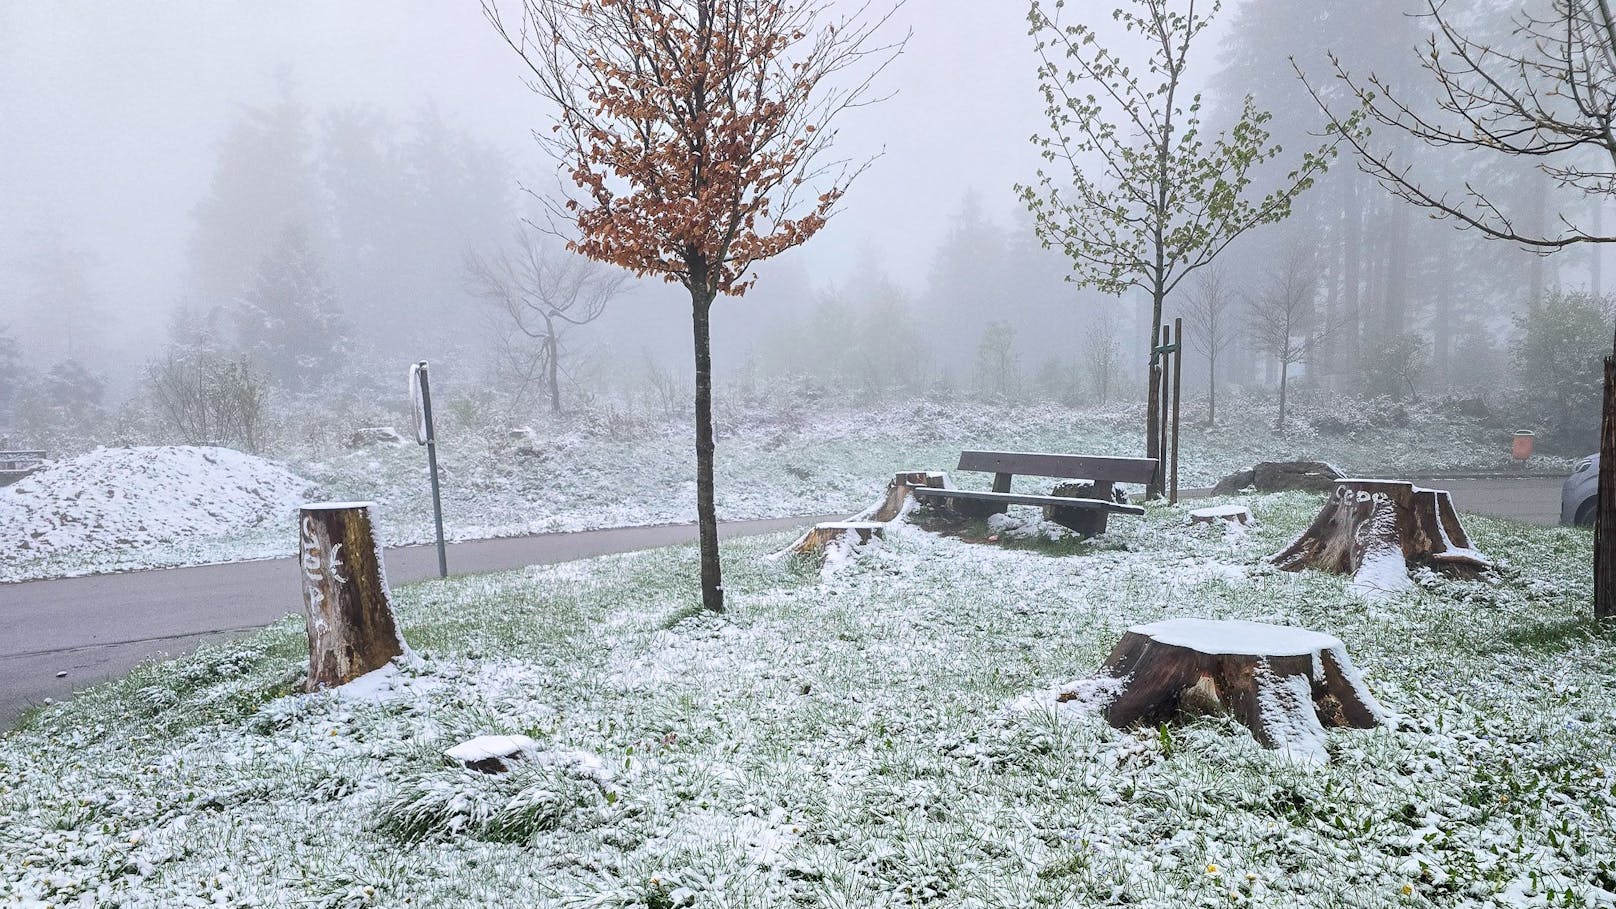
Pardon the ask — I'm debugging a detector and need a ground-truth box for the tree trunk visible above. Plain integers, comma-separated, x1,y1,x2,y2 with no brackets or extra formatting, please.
547,331,561,415
1342,176,1363,375
1096,618,1385,760
298,502,405,690
691,290,724,612
1277,361,1289,430
1145,286,1165,499
1207,347,1217,427
1271,479,1490,596
1597,352,1616,620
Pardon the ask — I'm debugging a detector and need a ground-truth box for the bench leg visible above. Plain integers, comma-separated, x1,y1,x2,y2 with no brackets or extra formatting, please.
951,498,1009,519
1049,507,1108,536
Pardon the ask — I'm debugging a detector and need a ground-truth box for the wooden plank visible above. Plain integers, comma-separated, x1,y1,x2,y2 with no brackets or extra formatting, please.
913,487,1146,515
956,450,1158,484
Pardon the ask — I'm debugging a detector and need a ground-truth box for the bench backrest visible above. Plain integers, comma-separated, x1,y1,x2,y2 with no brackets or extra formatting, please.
957,450,1158,485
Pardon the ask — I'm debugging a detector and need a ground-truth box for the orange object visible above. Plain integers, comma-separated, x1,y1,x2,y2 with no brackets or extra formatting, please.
1512,430,1536,460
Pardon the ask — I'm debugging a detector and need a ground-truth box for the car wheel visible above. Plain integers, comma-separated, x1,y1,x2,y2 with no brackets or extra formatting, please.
1575,498,1598,527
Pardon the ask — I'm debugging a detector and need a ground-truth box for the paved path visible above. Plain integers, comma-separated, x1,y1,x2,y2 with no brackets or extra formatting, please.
1410,477,1564,527
0,514,835,728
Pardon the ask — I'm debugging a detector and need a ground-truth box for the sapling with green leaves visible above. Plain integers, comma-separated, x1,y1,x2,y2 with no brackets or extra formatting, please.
1018,0,1340,495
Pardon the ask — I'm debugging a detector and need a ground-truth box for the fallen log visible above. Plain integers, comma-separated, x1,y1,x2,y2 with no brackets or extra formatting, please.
1097,618,1385,760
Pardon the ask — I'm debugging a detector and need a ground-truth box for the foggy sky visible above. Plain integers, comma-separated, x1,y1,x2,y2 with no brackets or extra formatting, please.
1,2,1127,369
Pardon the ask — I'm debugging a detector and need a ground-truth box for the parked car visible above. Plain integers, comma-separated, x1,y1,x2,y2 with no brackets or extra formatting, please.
1562,453,1599,526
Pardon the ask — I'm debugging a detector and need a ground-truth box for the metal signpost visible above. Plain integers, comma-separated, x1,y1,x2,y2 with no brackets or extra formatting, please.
410,361,448,579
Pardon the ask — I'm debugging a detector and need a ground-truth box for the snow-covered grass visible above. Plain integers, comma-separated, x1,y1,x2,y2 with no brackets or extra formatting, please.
4,494,1613,907
0,393,1567,582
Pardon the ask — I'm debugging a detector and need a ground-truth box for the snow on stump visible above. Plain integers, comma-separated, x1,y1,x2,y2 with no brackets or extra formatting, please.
299,502,405,691
1190,504,1252,527
789,521,886,557
1098,618,1386,760
446,735,541,774
1270,479,1490,597
865,471,947,523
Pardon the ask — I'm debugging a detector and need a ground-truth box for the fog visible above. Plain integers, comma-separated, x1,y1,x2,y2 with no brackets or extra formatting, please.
2,0,1609,456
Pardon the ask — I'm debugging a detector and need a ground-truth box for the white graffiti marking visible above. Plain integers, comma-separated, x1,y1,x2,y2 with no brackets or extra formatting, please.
301,515,351,617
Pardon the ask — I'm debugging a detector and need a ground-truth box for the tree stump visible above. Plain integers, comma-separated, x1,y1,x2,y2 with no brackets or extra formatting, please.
1044,481,1126,535
299,502,405,691
1190,504,1252,527
1270,480,1489,596
860,471,947,523
789,521,885,556
1097,618,1386,760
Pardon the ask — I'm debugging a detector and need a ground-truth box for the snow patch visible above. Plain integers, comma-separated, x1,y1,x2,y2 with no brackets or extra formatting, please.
0,445,311,558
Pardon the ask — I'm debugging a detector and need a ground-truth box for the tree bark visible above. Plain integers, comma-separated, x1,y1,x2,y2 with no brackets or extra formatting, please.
1207,347,1217,427
1597,352,1616,619
1271,479,1490,593
547,329,561,415
1277,361,1289,430
691,289,724,612
1096,618,1384,759
299,502,405,690
1146,287,1165,498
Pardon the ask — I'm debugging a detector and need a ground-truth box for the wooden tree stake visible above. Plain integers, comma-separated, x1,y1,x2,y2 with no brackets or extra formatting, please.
1598,353,1616,620
299,502,405,690
1097,618,1386,760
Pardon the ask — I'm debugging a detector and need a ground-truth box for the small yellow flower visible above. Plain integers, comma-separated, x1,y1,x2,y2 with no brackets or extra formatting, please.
1401,884,1414,896
1207,864,1219,875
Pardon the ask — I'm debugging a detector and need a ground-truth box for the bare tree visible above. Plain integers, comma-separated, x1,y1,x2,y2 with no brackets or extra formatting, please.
1181,262,1239,425
466,232,629,415
483,0,902,612
1083,313,1124,405
1305,0,1616,249
1248,245,1327,429
1019,0,1339,496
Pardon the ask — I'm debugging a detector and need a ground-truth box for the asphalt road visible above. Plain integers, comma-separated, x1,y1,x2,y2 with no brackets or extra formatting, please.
1412,476,1565,527
0,514,836,728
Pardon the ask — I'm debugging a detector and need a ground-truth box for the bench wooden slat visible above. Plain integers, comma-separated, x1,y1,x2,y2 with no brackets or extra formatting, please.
913,487,1146,515
957,450,1158,484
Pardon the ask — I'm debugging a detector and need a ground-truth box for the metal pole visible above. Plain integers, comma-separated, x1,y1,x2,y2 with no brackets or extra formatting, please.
417,361,448,579
1171,317,1183,505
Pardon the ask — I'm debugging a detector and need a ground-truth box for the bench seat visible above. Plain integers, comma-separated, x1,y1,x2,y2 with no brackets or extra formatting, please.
912,486,1145,515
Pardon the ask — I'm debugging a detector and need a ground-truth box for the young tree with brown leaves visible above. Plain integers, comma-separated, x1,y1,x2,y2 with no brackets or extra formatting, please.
484,0,902,612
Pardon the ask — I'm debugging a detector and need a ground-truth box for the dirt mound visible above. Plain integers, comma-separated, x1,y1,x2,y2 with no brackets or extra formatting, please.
0,446,313,556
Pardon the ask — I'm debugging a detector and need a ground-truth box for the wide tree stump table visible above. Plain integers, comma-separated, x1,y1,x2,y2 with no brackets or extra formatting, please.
1094,618,1386,760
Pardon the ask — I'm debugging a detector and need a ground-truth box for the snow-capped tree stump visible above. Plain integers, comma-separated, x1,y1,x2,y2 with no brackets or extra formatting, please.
1098,618,1386,759
299,502,405,691
1270,480,1489,595
789,521,885,556
866,471,947,523
1190,504,1252,527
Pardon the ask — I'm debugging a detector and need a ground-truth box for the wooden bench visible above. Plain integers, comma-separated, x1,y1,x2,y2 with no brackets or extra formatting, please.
912,450,1156,535
0,449,46,488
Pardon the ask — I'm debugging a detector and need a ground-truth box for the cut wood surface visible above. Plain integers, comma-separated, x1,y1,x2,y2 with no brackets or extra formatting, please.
1098,618,1385,761
1190,504,1252,525
1271,479,1489,597
790,521,885,555
299,502,405,691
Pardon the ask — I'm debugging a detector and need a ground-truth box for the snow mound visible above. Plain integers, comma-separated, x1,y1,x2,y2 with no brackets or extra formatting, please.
0,446,313,557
